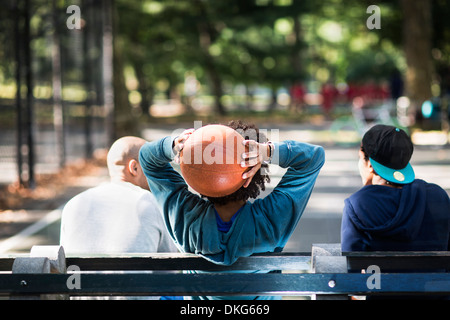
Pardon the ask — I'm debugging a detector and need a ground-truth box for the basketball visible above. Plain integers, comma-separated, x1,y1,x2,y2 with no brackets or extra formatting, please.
180,124,247,197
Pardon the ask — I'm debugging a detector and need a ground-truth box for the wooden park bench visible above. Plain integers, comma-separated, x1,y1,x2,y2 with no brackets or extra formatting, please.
0,244,448,299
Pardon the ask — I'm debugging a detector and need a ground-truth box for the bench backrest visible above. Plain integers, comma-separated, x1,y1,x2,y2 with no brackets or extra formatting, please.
0,244,448,299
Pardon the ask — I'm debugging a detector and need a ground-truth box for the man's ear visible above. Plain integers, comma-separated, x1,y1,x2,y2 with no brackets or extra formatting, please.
128,159,139,176
367,160,375,173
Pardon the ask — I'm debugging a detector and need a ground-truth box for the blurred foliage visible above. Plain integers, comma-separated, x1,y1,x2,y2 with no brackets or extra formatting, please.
113,0,450,112
1,0,450,115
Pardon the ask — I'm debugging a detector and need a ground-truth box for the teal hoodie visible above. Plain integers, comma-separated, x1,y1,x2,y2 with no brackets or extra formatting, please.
139,137,324,299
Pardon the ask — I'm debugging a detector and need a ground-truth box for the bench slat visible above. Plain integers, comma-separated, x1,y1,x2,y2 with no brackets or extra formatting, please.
0,253,311,272
66,253,311,271
344,252,450,271
1,273,449,296
2,252,450,272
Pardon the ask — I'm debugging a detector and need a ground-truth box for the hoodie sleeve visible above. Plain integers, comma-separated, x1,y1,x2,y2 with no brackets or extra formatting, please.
341,199,367,252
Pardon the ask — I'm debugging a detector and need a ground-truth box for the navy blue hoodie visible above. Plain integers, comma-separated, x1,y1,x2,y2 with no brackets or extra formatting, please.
341,179,450,252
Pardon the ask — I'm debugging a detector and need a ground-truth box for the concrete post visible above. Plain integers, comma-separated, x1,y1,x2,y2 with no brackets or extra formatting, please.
311,243,348,300
30,245,66,274
11,246,68,300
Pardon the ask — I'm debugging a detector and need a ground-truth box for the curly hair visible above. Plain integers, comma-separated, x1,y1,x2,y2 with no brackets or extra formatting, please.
202,120,271,206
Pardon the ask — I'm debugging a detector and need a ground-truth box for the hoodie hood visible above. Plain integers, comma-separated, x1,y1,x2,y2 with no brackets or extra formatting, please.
345,179,428,241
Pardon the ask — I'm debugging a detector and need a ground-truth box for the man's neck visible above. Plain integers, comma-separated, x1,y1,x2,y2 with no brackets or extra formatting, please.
214,200,246,222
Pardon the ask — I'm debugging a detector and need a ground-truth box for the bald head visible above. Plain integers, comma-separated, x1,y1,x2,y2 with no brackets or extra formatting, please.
107,136,148,189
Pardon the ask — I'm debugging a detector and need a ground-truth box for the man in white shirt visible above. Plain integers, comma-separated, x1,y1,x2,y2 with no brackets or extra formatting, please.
60,136,177,255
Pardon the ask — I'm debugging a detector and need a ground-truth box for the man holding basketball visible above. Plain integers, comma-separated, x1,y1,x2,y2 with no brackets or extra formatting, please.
139,120,325,299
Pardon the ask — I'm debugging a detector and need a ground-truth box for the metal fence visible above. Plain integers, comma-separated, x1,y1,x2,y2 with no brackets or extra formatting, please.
0,0,111,187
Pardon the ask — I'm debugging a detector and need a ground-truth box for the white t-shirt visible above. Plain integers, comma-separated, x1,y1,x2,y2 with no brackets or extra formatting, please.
60,181,178,254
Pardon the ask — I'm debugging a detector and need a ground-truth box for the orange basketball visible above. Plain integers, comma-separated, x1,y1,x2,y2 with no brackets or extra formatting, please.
180,124,247,197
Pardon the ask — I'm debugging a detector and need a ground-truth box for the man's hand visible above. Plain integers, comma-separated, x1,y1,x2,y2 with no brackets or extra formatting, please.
240,140,271,188
173,128,195,164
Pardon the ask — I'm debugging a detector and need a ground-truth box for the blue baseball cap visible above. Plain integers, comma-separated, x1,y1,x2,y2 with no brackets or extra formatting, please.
362,125,415,184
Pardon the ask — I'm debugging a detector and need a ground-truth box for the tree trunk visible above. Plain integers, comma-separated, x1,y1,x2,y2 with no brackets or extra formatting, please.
111,0,138,138
400,0,433,108
24,0,35,188
102,0,115,146
195,0,226,116
82,0,94,159
291,15,302,80
52,0,65,168
14,0,24,186
133,62,153,118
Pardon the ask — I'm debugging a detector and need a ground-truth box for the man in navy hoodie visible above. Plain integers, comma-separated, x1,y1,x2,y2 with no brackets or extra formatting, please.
341,125,450,253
